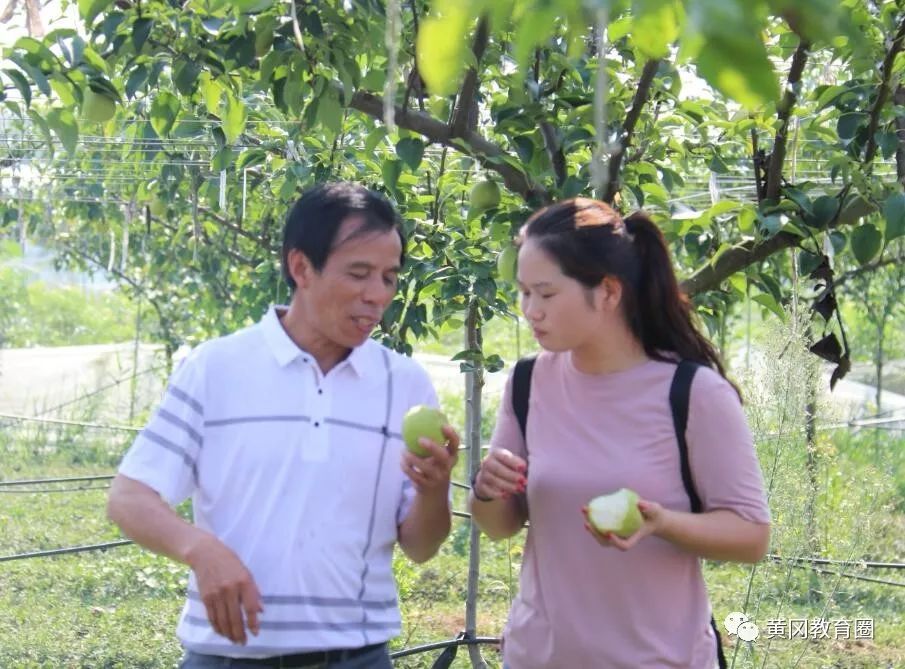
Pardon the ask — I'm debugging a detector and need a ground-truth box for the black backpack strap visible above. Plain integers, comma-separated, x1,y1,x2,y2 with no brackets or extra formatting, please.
512,356,536,441
669,359,702,513
669,359,727,669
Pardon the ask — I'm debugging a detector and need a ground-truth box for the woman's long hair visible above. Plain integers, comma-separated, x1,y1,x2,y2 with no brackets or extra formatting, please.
521,198,735,389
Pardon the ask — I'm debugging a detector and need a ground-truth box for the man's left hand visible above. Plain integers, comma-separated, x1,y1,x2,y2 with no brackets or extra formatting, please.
401,424,460,496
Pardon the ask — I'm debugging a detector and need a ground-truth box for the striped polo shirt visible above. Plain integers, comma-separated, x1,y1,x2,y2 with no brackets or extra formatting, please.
118,305,438,657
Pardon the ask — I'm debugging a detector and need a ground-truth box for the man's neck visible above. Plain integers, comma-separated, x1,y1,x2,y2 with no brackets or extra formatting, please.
277,304,352,376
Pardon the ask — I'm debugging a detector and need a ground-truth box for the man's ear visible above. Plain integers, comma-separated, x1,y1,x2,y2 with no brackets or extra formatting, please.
596,276,624,312
286,248,315,289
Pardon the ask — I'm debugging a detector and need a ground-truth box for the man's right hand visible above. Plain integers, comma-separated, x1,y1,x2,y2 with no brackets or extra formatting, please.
185,535,264,645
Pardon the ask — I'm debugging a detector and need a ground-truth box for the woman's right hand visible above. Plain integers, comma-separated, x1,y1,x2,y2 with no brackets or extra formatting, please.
474,448,528,500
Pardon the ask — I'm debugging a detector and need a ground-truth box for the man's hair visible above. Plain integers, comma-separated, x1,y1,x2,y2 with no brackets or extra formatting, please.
282,182,404,290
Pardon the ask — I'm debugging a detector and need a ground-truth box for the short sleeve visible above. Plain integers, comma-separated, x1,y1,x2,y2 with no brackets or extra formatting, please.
686,369,770,524
489,368,528,460
118,348,206,506
396,364,443,525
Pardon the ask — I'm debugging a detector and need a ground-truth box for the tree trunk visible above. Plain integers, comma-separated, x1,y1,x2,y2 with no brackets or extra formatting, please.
464,300,488,669
875,325,884,413
804,350,821,601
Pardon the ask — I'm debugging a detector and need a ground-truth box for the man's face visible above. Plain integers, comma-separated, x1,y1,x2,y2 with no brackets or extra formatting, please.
290,215,402,350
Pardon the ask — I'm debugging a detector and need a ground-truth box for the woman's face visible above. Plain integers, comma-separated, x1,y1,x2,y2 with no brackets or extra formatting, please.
517,236,612,352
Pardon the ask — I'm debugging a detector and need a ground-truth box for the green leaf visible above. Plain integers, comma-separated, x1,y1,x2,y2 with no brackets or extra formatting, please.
396,138,424,170
416,2,471,96
632,0,682,59
173,59,201,96
77,0,113,25
756,212,782,237
284,69,307,112
27,109,53,148
125,65,148,99
150,91,180,137
13,37,57,67
222,91,247,144
708,151,731,174
728,272,747,296
231,0,274,13
364,127,387,153
45,107,79,154
797,250,822,277
200,73,222,115
513,6,557,76
382,159,403,196
696,35,778,109
316,87,343,136
737,206,756,232
9,54,50,96
883,192,905,242
783,186,812,215
133,18,154,52
808,195,839,229
512,135,534,163
752,293,785,320
81,46,108,73
236,148,267,170
850,223,882,265
706,200,740,217
254,15,276,56
211,146,233,171
836,112,865,141
3,69,32,107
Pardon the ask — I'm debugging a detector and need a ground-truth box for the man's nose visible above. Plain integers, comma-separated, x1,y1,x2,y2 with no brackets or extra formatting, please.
363,276,393,305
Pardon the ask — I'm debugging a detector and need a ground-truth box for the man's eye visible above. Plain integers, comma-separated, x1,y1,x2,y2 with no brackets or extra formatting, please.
349,272,368,280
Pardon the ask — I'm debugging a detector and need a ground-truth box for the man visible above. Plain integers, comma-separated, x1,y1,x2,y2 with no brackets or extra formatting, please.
107,182,459,668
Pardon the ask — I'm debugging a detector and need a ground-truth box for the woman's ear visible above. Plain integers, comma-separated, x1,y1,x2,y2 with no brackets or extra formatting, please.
286,248,314,289
596,276,624,312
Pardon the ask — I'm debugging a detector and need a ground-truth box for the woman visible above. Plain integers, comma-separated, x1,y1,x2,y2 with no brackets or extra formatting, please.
469,198,770,669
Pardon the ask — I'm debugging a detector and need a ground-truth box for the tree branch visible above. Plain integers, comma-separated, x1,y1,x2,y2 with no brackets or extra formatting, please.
766,40,809,201
539,121,566,187
681,194,877,295
450,16,489,138
895,85,905,187
864,15,905,166
835,252,905,289
197,204,269,248
602,58,660,204
61,243,169,332
349,89,550,204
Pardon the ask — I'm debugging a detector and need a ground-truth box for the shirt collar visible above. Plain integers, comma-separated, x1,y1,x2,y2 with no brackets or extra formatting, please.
260,305,382,378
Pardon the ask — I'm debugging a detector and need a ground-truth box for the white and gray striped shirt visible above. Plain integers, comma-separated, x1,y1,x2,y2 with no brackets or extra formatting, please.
118,305,438,657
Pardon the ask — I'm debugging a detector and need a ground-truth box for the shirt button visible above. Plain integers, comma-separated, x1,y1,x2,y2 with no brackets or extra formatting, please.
318,389,323,395
314,422,320,427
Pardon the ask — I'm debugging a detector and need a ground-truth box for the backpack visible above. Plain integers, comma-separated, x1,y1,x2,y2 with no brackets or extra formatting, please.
511,356,728,669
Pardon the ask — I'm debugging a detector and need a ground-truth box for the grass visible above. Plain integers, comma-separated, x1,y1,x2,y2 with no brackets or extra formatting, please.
1,319,904,668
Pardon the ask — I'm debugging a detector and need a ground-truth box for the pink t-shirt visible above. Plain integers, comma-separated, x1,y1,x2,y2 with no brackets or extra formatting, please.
493,352,770,669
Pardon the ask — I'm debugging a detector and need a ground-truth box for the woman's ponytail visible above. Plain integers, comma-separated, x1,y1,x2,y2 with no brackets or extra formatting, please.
624,212,735,389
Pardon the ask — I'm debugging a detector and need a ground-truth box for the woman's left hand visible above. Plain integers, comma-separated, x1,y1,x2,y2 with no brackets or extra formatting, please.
581,499,668,551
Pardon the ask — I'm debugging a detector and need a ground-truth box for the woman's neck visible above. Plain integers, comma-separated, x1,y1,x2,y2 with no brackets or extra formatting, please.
569,330,650,376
